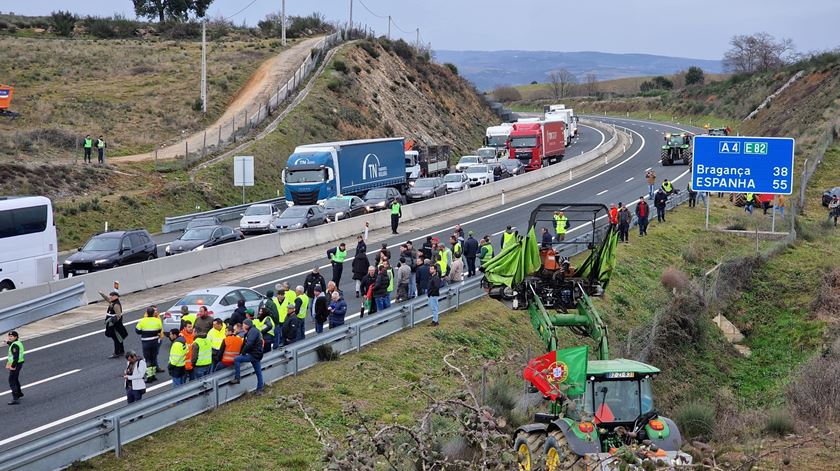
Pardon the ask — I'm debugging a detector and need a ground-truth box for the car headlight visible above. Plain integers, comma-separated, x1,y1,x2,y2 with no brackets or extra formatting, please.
165,245,171,254
365,205,372,211
195,245,205,251
377,201,386,207
286,201,295,207
63,260,73,265
409,181,416,187
94,259,110,265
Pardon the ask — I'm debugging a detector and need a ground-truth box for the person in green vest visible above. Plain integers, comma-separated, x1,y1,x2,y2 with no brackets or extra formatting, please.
661,178,674,195
135,307,163,383
83,135,93,163
554,211,569,242
500,226,516,249
191,336,213,379
479,236,494,269
295,286,310,340
390,198,402,234
167,329,187,388
6,331,24,405
96,135,106,164
327,243,347,285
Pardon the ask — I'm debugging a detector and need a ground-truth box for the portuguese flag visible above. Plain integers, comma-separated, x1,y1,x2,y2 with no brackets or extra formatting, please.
523,345,588,400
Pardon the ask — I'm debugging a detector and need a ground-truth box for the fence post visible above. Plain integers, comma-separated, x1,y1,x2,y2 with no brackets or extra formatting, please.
185,141,189,165
455,286,461,310
218,125,222,147
356,324,362,352
154,149,158,171
202,131,207,160
232,116,236,143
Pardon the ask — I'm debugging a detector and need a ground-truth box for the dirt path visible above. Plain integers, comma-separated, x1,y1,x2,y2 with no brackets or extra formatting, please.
115,36,324,163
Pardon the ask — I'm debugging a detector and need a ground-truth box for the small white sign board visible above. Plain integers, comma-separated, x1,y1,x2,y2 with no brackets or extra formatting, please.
234,156,254,187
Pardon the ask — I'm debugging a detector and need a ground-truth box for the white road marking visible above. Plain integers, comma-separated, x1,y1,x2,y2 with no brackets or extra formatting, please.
625,177,634,183
596,190,609,196
645,167,652,172
0,369,81,397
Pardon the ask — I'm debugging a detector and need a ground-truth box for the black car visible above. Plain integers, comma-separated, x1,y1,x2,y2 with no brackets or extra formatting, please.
364,187,405,212
406,177,447,202
323,196,367,222
822,186,840,207
165,225,243,256
275,205,327,230
185,216,221,231
63,229,157,277
500,158,525,176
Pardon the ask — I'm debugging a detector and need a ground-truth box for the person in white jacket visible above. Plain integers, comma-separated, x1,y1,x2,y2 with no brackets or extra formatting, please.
124,351,147,404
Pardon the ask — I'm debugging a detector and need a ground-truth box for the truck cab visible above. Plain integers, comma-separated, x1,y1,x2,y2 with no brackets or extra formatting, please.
282,148,337,206
485,123,513,156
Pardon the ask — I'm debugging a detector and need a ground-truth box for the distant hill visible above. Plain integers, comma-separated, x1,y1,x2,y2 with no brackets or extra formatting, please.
434,50,723,90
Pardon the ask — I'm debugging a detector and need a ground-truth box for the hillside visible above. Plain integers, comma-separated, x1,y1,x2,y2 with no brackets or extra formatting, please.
434,49,723,90
513,72,730,99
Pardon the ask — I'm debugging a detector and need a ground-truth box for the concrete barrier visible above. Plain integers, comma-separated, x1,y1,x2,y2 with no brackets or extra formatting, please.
0,121,623,309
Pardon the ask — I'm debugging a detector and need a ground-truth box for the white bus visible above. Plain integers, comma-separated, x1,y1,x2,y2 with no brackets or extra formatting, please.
0,196,59,291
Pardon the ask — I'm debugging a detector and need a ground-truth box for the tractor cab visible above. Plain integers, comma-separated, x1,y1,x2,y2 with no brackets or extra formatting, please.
661,133,693,166
663,132,690,148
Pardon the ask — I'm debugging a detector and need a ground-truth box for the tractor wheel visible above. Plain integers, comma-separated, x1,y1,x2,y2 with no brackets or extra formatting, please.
515,430,546,471
685,151,693,166
660,149,670,166
543,431,584,471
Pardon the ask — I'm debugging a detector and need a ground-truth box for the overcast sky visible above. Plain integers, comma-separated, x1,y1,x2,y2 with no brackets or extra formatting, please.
9,0,840,59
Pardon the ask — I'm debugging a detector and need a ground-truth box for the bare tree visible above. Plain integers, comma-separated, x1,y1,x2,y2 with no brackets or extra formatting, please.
723,32,795,73
492,85,522,102
547,69,578,99
584,73,598,97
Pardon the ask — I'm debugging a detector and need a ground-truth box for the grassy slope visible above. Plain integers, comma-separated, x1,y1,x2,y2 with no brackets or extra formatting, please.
513,73,730,98
0,36,286,159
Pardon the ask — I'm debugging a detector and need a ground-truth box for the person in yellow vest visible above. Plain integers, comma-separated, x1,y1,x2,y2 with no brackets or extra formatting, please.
264,290,281,350
744,192,755,214
327,243,348,285
295,286,310,340
554,211,569,242
191,335,213,379
500,226,516,249
479,236,494,269
179,321,196,382
254,306,275,352
96,135,106,164
135,306,163,383
6,331,24,405
167,329,187,387
390,199,402,234
450,235,462,260
180,305,196,330
83,134,93,163
661,179,674,195
206,318,226,371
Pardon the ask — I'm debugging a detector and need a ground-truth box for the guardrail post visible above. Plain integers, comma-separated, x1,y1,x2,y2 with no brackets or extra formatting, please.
112,415,122,458
356,324,362,352
211,377,220,409
455,286,461,310
293,348,299,376
409,302,415,327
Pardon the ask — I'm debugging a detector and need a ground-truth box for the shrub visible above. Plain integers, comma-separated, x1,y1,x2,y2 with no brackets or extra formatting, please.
492,86,522,102
763,409,795,437
390,39,415,61
787,345,840,423
159,21,200,39
333,59,348,73
359,40,380,59
326,78,343,93
443,63,458,75
315,344,339,362
660,266,690,291
50,10,76,37
287,12,333,38
675,401,716,441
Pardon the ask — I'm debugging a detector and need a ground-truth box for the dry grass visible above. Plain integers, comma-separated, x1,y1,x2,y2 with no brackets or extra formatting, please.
0,36,288,159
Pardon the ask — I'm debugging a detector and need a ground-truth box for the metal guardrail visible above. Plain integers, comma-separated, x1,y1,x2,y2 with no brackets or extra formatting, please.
161,197,285,233
0,283,85,333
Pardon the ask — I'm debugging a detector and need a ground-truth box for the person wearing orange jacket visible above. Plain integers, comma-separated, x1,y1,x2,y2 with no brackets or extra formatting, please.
214,325,244,372
179,321,196,382
608,203,618,230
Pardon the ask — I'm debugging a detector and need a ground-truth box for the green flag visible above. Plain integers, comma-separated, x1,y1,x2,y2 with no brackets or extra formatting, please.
524,345,589,399
554,345,589,396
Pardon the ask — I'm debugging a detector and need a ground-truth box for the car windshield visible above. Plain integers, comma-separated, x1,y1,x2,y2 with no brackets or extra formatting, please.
478,149,496,159
174,294,219,307
511,137,538,148
281,207,308,217
459,156,478,164
286,169,325,184
574,378,653,424
82,236,121,251
486,135,508,147
415,179,437,188
187,218,216,229
503,160,520,169
444,174,464,182
324,199,350,210
181,227,214,241
365,189,388,199
244,206,271,216
467,165,487,174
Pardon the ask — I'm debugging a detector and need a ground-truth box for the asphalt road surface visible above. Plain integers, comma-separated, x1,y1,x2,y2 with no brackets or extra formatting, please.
0,118,702,449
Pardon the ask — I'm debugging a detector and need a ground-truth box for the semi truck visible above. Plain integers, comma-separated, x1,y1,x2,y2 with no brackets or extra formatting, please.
507,117,566,171
544,104,579,143
485,123,513,153
404,143,451,183
282,138,406,206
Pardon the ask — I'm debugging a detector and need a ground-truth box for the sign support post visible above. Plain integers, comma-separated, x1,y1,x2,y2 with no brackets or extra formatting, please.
233,156,255,205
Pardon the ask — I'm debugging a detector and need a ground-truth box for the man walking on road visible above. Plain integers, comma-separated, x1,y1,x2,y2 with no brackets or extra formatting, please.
390,199,402,234
327,243,347,285
463,231,479,277
635,196,650,236
645,170,656,200
654,189,668,223
6,331,24,405
83,134,93,163
102,291,127,358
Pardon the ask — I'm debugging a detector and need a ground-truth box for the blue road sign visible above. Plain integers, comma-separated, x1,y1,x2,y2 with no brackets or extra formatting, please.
692,135,795,195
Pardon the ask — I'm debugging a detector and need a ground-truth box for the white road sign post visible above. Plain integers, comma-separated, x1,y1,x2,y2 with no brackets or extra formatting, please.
234,156,255,204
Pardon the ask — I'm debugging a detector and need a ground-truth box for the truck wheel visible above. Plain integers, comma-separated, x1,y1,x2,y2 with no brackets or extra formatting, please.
0,280,14,292
543,431,583,471
515,430,546,471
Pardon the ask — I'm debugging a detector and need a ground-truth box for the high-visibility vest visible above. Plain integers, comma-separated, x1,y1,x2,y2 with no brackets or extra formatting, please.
662,181,673,193
261,316,274,334
182,313,196,327
297,293,310,319
207,327,225,350
277,295,288,322
169,339,186,367
480,244,494,263
502,231,515,248
136,316,162,341
746,192,754,203
387,269,394,292
554,215,568,235
6,340,24,365
194,337,213,367
331,247,347,263
253,318,265,331
391,202,401,215
452,242,462,258
96,139,105,149
436,253,447,276
221,335,244,365
83,138,93,149
272,297,282,317
280,291,298,322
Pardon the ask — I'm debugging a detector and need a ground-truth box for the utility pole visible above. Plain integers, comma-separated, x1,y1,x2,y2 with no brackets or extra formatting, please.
201,20,207,113
387,15,391,40
348,0,353,35
416,27,419,47
281,0,286,46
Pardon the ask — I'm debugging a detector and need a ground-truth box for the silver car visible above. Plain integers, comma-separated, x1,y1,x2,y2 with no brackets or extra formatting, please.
162,286,265,331
443,172,469,193
239,203,284,234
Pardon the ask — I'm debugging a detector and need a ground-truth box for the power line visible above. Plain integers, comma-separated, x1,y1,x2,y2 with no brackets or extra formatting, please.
226,0,259,20
389,17,413,35
356,0,388,20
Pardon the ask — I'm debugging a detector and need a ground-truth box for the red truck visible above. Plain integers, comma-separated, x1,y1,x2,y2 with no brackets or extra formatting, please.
506,118,566,171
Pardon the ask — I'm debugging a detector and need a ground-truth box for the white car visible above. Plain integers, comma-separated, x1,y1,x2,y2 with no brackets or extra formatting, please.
162,286,266,332
239,203,284,234
455,155,484,172
477,147,499,162
465,164,492,186
443,172,470,193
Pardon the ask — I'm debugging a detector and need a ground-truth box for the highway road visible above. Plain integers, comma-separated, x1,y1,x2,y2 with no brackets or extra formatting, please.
0,117,700,449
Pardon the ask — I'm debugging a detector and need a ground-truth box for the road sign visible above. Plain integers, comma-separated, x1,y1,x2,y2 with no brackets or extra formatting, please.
692,136,794,195
233,156,254,187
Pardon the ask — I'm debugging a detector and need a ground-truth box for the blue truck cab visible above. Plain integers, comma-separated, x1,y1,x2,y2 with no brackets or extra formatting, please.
282,138,407,206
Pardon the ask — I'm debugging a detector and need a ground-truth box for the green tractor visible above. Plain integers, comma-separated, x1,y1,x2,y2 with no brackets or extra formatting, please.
482,204,691,470
660,133,693,166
